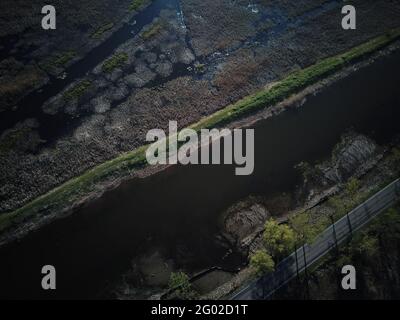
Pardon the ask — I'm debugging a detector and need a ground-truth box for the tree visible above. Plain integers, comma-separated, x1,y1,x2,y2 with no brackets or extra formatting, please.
263,219,296,259
290,211,329,244
168,271,196,300
250,250,275,275
290,212,314,244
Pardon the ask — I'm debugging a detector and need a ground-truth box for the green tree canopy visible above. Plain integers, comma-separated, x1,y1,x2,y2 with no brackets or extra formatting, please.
263,219,296,258
250,249,275,275
290,211,329,244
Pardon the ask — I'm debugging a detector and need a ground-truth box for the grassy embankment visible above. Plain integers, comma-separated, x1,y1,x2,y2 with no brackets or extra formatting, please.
1,29,399,234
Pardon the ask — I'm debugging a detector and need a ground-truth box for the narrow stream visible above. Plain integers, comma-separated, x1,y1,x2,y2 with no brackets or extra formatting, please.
0,49,399,300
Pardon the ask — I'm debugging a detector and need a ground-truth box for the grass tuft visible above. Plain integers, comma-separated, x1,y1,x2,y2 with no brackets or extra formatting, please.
63,79,92,101
102,52,128,73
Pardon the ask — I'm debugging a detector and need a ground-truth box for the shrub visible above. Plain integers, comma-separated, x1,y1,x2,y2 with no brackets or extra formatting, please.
346,178,361,196
250,250,275,275
263,219,296,259
168,272,196,300
63,79,92,101
102,52,128,73
290,209,333,245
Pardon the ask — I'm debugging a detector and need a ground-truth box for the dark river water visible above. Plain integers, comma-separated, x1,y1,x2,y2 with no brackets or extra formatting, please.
0,49,399,299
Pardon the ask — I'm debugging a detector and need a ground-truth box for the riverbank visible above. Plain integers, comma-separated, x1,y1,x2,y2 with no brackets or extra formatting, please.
201,134,400,300
1,30,400,246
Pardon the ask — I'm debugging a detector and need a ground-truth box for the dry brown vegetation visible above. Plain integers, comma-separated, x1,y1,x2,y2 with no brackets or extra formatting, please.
181,0,257,56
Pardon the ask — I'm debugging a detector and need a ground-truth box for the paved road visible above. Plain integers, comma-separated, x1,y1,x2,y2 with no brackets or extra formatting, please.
232,178,400,300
